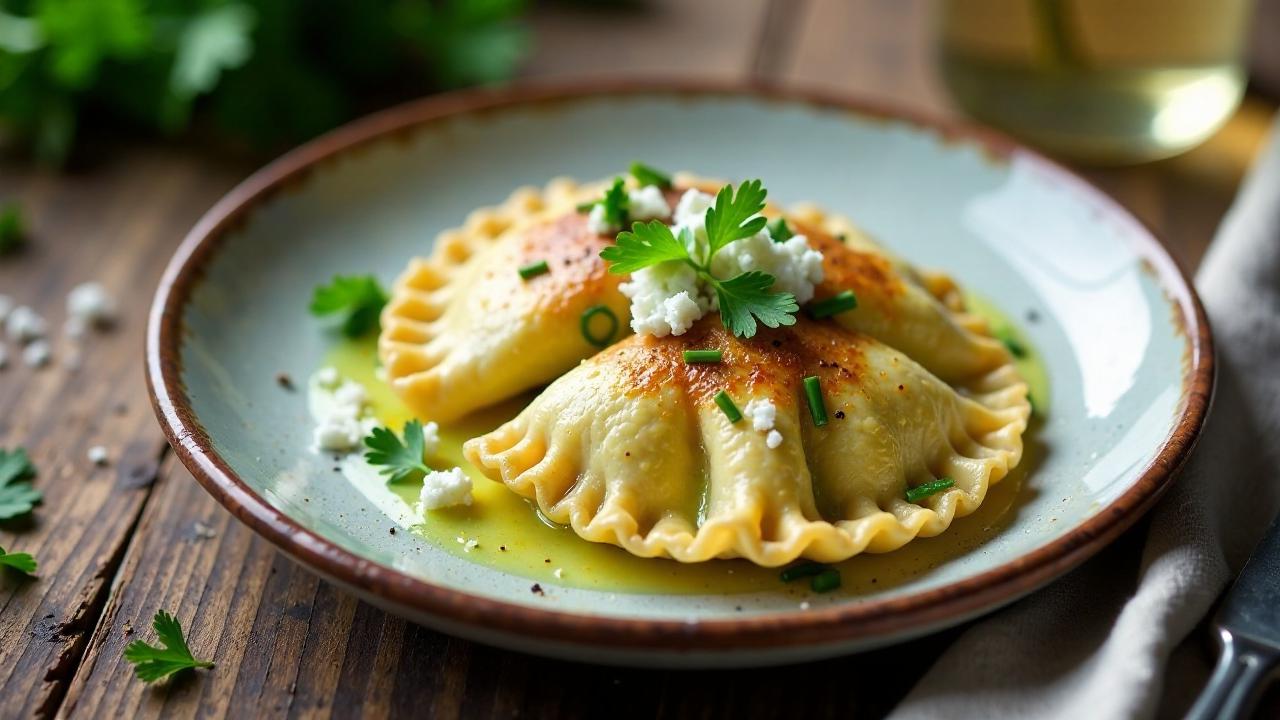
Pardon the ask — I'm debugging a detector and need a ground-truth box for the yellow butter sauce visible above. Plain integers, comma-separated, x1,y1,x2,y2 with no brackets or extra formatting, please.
326,299,1047,596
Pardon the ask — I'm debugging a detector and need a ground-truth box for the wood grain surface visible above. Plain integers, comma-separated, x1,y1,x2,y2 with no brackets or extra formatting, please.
1,2,1275,718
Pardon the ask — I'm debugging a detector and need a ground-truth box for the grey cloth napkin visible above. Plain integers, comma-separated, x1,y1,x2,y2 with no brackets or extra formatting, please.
890,116,1280,720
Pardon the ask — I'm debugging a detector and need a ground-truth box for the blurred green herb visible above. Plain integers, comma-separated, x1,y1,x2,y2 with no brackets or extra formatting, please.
0,0,532,166
0,447,41,521
0,545,37,576
0,202,26,254
309,274,388,338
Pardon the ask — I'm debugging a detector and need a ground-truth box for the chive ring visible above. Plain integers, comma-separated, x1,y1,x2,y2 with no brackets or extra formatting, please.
810,568,842,593
803,375,828,427
579,305,619,348
780,562,828,583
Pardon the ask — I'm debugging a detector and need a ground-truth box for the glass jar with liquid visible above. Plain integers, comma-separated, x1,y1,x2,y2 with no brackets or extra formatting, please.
938,0,1252,164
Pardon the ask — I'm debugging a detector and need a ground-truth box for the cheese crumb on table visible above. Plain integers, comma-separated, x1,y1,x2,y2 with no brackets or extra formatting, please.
66,282,117,328
6,306,46,343
418,467,473,511
88,445,110,465
21,339,50,367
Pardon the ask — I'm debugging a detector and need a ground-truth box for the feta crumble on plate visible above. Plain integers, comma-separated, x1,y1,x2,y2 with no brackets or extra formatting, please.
418,467,473,510
311,371,378,452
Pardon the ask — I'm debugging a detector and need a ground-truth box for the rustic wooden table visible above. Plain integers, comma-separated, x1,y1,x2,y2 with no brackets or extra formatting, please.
2,2,1276,717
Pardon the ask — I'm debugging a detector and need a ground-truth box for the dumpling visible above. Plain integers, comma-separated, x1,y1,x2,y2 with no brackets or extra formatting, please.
464,316,1030,566
381,173,1009,422
380,178,680,422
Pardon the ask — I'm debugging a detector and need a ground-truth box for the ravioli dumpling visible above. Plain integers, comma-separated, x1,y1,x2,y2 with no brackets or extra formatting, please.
464,316,1029,566
380,179,676,422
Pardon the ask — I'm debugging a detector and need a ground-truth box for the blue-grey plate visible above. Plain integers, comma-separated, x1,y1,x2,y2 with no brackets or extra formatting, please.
147,82,1212,667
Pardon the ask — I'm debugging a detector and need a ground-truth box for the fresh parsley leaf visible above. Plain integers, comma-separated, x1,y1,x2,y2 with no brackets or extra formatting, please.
704,180,767,257
0,447,41,521
0,545,37,576
123,610,214,683
629,161,672,189
364,420,432,484
767,217,793,242
712,271,798,339
600,221,692,274
0,202,25,255
309,275,388,338
169,5,256,103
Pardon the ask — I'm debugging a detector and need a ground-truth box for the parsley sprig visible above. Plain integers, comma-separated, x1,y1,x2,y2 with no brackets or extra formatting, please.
309,274,389,338
0,545,37,576
124,610,214,683
364,420,433,484
0,447,41,521
577,177,629,229
600,181,798,338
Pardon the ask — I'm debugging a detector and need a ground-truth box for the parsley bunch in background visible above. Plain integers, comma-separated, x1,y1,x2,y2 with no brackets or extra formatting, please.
0,0,532,166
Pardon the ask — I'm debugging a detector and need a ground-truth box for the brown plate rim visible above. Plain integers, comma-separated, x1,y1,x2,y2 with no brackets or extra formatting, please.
146,78,1215,653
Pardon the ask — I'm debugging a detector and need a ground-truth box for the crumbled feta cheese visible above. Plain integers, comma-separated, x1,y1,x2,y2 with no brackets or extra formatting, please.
333,380,367,409
618,187,825,338
6,306,46,344
464,538,479,552
800,601,811,610
766,430,783,449
0,295,12,324
312,376,373,452
88,445,110,465
418,467,473,510
743,398,777,433
21,339,50,367
554,567,565,580
193,521,218,539
711,232,825,305
627,185,671,221
66,282,117,328
419,420,441,456
315,366,340,388
673,189,715,227
586,203,614,235
313,416,365,451
619,262,712,337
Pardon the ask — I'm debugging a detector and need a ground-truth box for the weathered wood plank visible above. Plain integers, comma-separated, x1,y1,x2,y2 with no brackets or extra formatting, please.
522,0,771,82
58,457,940,719
0,145,244,718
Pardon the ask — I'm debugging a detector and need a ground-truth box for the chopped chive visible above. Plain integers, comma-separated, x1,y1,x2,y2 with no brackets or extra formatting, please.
995,327,1026,358
767,217,794,242
518,260,550,280
579,305,618,348
780,562,828,583
683,350,723,364
1027,393,1038,418
802,376,827,427
808,290,858,318
714,390,742,423
810,569,842,593
906,477,956,504
629,161,672,189
575,200,597,213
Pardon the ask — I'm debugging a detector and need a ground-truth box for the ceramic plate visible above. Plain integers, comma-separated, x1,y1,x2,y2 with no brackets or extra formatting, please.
146,82,1212,668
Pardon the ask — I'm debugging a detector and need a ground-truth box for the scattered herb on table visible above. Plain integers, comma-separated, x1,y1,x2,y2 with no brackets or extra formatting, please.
124,610,214,683
309,274,388,338
601,180,799,338
364,420,433,484
0,545,37,576
0,447,41,520
906,477,956,504
0,203,26,255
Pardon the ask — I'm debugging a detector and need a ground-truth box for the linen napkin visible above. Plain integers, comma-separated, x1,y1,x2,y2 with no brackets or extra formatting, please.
890,116,1280,720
